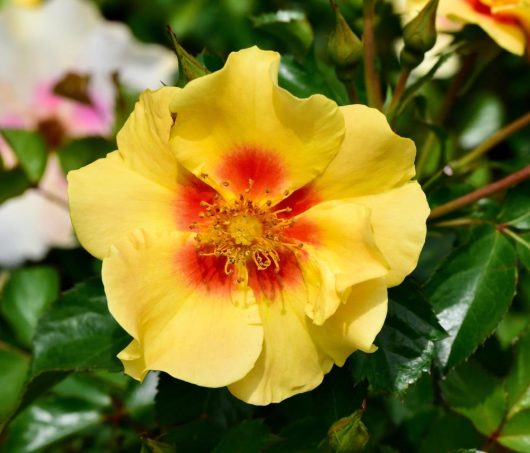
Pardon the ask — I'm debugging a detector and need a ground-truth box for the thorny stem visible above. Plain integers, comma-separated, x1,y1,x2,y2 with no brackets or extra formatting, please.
38,187,69,210
346,80,359,104
429,164,530,219
423,110,530,190
453,111,530,169
387,68,410,120
431,217,488,228
504,228,530,250
416,53,477,179
362,0,383,110
0,339,30,358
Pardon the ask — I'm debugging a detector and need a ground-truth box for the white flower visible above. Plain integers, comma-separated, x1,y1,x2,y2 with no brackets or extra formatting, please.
0,0,177,267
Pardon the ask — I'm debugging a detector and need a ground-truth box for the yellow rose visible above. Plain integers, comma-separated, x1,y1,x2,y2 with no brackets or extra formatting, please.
397,0,530,56
441,0,530,55
67,47,429,405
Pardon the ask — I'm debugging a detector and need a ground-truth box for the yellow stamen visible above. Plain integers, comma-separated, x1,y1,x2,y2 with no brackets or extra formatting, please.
191,185,298,281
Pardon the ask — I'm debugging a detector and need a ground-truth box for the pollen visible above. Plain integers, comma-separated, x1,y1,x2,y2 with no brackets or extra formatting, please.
190,179,300,285
228,215,263,246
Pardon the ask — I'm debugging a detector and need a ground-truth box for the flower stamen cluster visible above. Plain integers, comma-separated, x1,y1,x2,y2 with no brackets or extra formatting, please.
189,178,301,284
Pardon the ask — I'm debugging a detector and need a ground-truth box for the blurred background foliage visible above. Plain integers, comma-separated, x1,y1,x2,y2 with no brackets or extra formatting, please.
1,0,530,451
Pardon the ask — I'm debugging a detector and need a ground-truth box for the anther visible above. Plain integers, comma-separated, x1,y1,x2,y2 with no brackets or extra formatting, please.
222,181,230,187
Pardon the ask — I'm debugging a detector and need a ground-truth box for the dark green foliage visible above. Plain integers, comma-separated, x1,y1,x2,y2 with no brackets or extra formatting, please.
2,267,59,348
0,130,47,183
352,281,445,392
426,225,518,369
1,0,530,451
30,278,130,377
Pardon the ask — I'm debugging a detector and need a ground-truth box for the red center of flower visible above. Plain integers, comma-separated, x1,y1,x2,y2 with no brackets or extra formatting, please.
467,0,521,24
189,178,303,285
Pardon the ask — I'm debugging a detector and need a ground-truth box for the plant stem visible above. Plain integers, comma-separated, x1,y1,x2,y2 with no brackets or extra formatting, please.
0,340,30,358
362,0,383,110
416,53,477,179
423,110,530,190
452,111,530,170
38,187,69,210
503,228,530,250
387,68,410,119
431,217,487,228
429,164,530,219
346,80,359,104
438,52,477,124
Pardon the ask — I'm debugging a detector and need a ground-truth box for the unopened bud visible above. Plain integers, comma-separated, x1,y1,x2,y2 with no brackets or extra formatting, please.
328,410,369,453
400,46,425,70
402,0,439,54
328,3,363,70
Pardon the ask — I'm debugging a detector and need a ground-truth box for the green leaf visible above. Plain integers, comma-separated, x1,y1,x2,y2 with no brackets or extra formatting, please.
155,373,252,427
57,137,114,174
413,232,456,283
505,332,530,419
3,397,102,452
0,129,47,183
426,225,517,369
514,232,530,270
30,278,130,377
0,350,29,425
499,410,530,452
500,181,530,230
1,267,60,348
252,10,313,56
124,372,159,418
213,420,272,453
443,333,530,451
14,371,69,419
164,419,225,452
279,55,349,106
52,374,113,408
167,27,208,84
351,281,445,392
418,411,484,453
0,167,31,204
442,360,506,436
397,50,455,116
458,93,504,149
142,438,175,453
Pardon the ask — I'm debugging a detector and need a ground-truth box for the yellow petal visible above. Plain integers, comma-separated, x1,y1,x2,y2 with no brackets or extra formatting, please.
296,251,342,326
117,87,180,189
68,152,177,259
291,200,389,300
309,278,388,365
118,339,148,381
440,0,526,55
102,230,264,387
229,286,332,405
350,182,429,287
169,46,344,201
311,104,416,200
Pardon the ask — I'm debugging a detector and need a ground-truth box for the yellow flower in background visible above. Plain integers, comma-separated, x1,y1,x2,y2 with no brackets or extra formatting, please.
441,0,530,55
397,0,530,56
68,47,429,405
12,0,40,6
